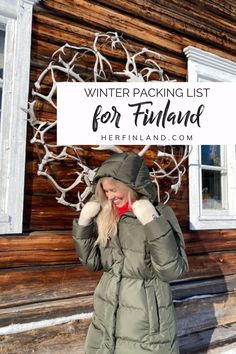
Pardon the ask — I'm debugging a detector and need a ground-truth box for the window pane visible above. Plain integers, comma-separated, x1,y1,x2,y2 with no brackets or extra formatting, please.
0,27,5,119
201,145,221,166
202,169,222,209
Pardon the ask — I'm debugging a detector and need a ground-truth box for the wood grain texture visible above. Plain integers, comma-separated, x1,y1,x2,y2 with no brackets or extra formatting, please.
41,0,236,60
176,292,236,336
0,295,93,327
21,4,236,345
1,230,236,272
1,1,235,352
0,319,89,354
179,321,236,353
1,320,236,354
172,273,236,300
0,257,234,310
0,265,101,308
95,0,236,43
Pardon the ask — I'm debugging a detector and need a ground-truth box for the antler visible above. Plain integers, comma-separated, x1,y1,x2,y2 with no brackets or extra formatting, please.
150,146,192,203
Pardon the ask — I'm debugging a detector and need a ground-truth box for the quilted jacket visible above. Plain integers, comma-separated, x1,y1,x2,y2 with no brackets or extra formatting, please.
72,152,188,354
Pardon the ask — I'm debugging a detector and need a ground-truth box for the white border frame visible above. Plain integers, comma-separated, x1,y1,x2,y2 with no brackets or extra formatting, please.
0,0,39,234
184,46,236,230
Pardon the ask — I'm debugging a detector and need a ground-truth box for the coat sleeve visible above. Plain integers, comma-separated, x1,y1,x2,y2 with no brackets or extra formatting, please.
72,218,103,272
144,204,189,282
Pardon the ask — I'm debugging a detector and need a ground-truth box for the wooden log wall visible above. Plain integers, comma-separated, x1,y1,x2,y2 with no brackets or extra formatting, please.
1,1,236,352
23,0,236,279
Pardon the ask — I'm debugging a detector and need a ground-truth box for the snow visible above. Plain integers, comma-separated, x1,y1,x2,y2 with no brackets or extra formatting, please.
0,312,93,335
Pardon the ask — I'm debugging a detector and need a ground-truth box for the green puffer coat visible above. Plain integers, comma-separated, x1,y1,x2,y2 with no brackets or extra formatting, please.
72,153,188,354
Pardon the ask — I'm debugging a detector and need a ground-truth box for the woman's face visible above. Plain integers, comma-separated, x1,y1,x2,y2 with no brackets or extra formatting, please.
102,179,128,207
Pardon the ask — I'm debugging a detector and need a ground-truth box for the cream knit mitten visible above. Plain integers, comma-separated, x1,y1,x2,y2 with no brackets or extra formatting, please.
78,201,101,226
132,199,159,225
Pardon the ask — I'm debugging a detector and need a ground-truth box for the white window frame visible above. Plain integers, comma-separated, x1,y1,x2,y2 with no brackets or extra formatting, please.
184,46,236,230
0,0,39,234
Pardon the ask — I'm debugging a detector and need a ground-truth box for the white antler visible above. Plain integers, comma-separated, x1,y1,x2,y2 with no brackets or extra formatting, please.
150,146,192,203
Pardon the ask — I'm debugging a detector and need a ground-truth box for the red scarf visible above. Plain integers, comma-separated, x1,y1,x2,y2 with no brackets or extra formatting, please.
114,202,131,216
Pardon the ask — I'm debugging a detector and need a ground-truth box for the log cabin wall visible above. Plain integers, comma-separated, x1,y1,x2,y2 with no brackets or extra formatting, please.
25,0,236,279
1,1,236,353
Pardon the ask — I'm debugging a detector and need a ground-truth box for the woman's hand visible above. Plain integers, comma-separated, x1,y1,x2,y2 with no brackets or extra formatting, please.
78,201,101,226
132,199,159,225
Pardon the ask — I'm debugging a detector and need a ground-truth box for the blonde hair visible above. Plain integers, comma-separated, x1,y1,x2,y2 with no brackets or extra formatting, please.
95,177,139,247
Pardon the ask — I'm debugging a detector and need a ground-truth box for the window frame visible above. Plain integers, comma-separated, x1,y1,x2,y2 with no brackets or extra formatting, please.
0,0,39,234
184,46,236,230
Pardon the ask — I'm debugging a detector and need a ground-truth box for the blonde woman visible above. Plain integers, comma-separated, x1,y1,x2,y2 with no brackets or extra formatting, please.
72,152,188,354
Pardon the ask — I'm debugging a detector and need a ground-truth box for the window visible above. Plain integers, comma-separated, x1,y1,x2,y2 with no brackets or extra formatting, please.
184,46,236,230
0,0,39,234
201,145,225,210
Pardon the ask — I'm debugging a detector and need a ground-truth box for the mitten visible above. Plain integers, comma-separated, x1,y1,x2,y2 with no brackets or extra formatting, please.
132,199,159,225
78,201,101,226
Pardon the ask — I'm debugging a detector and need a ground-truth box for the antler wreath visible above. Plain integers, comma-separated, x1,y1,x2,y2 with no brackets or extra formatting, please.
27,32,191,211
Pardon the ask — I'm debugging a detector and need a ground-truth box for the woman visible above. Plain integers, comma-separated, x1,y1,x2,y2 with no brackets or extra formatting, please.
72,152,188,354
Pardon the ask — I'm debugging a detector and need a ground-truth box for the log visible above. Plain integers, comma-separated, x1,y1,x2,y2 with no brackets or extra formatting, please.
0,265,101,308
23,157,189,202
0,295,93,327
1,299,236,353
176,292,236,336
0,248,235,303
41,0,236,61
0,271,235,324
181,0,236,21
32,11,186,79
2,224,236,276
1,318,236,354
2,229,236,265
172,273,236,300
185,230,236,254
0,319,89,354
179,321,236,353
23,195,78,231
23,194,189,231
95,0,236,43
0,231,78,268
187,252,236,279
